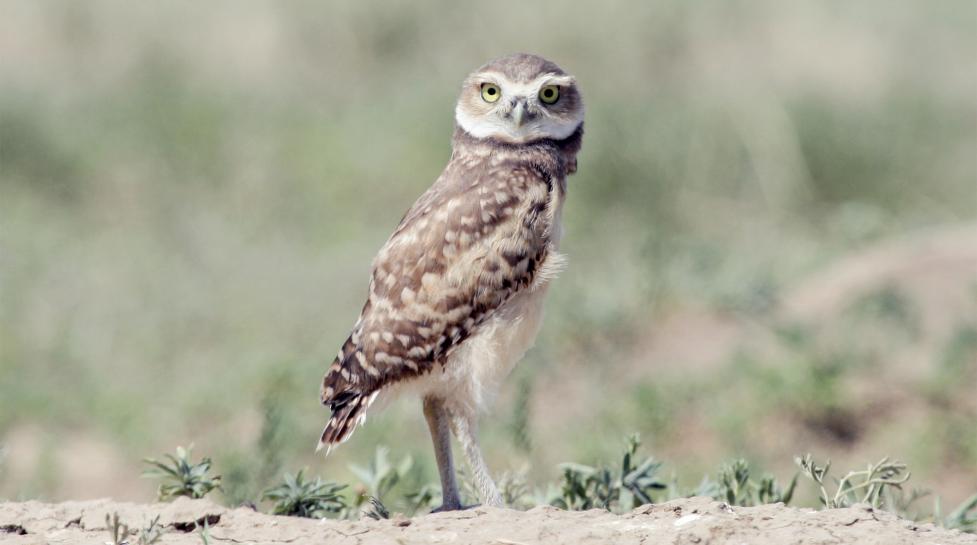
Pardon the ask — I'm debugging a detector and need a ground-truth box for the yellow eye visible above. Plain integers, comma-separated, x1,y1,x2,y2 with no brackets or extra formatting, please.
539,85,560,104
480,83,501,103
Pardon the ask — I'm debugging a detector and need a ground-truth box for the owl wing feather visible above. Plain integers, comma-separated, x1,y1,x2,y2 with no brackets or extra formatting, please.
318,158,558,451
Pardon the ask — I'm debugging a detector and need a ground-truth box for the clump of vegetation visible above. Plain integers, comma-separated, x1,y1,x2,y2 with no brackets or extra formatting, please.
261,469,347,518
498,469,534,509
348,447,411,501
143,445,222,501
402,483,439,514
886,488,977,533
698,458,798,507
553,434,666,511
552,438,798,512
348,446,430,515
104,512,163,545
796,454,910,509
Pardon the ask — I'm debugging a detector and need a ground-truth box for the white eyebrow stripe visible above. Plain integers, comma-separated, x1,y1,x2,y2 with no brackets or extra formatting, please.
475,72,574,98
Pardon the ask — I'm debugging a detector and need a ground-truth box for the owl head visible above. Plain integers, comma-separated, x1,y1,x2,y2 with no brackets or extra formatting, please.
455,53,584,145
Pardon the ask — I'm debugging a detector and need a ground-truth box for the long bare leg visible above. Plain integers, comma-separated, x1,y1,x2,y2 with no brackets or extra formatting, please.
423,396,462,511
448,408,504,507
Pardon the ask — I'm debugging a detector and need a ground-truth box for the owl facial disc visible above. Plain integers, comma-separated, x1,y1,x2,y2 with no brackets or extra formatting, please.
454,54,584,144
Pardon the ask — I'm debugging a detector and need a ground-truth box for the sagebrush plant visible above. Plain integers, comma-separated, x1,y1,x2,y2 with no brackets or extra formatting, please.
143,445,222,501
262,469,347,518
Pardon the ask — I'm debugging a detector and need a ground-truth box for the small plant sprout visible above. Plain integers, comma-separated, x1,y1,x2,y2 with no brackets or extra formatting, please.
796,454,833,506
943,493,977,533
104,512,163,545
363,496,391,520
707,459,797,506
142,445,222,501
457,465,480,507
348,446,414,507
403,483,439,515
618,434,667,508
498,470,533,509
136,516,164,545
881,486,931,521
756,473,798,505
105,512,128,545
196,518,212,545
718,459,751,506
796,454,910,508
262,469,347,518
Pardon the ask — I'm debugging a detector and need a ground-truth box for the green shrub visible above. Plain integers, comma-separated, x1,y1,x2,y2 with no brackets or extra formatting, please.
142,445,222,501
553,434,666,511
698,459,797,507
262,469,347,518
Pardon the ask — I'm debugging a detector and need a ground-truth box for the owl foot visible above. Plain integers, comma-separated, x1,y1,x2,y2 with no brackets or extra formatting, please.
429,502,472,513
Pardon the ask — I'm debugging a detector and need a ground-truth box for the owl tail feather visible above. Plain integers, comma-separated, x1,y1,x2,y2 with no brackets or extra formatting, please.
316,390,378,455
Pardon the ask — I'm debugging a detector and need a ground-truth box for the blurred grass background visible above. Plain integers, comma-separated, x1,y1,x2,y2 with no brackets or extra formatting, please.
1,0,975,507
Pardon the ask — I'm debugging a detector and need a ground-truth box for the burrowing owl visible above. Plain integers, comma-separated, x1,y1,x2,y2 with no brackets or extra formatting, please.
319,53,584,510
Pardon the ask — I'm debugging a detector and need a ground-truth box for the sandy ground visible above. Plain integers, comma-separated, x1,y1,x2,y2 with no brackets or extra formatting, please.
1,496,974,545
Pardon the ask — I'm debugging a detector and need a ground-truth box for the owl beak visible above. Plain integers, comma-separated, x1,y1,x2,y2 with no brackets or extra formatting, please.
511,101,528,128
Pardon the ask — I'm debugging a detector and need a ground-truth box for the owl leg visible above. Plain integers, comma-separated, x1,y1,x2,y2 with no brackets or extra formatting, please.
422,396,462,511
449,408,504,507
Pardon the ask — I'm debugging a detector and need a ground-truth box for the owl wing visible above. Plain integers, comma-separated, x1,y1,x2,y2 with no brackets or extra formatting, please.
318,161,559,451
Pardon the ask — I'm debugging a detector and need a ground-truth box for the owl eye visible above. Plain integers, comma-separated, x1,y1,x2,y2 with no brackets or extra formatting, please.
480,83,501,103
539,85,560,104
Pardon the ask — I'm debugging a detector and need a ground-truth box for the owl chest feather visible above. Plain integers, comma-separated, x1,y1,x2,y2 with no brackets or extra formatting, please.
413,175,566,412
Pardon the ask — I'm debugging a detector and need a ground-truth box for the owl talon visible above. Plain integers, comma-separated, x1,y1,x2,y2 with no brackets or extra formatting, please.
429,503,476,513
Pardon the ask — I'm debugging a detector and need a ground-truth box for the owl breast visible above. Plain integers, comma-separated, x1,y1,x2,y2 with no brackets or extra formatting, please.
394,186,566,415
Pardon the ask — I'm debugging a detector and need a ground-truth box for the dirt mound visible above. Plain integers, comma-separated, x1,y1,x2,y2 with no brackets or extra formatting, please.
1,496,973,545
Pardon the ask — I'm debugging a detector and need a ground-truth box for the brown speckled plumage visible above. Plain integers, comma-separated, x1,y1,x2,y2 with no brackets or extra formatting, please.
320,127,581,445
